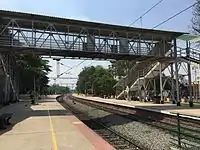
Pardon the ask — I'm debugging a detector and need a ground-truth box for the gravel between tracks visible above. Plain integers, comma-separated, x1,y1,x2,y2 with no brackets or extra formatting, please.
64,97,174,150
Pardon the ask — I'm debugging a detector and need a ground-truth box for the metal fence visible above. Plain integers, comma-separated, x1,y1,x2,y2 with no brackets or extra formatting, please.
170,113,200,149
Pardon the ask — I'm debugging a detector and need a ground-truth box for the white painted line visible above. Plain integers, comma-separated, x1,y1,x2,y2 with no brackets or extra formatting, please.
72,121,83,125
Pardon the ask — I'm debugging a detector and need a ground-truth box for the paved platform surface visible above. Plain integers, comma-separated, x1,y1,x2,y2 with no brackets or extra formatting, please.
73,94,200,118
0,96,114,150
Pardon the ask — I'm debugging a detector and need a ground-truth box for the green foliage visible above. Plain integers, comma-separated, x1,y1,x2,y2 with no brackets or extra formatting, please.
110,60,135,78
47,84,70,94
76,66,117,97
192,0,200,34
16,55,51,94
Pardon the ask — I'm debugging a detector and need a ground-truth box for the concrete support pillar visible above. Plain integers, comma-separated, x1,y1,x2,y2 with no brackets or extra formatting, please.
56,60,60,78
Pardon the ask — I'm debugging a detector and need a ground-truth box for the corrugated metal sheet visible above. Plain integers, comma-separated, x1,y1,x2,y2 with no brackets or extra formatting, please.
87,35,95,51
178,34,200,42
119,38,129,53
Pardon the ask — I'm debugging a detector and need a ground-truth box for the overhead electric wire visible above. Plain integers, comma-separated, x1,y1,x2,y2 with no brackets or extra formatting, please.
59,62,71,68
153,2,198,29
129,0,164,26
55,1,197,77
58,60,86,77
57,0,165,73
83,0,163,73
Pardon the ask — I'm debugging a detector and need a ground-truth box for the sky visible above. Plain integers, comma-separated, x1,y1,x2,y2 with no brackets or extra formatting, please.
0,0,197,88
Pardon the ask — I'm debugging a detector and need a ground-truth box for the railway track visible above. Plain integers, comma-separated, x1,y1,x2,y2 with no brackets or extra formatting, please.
59,98,144,150
83,119,142,150
69,95,200,149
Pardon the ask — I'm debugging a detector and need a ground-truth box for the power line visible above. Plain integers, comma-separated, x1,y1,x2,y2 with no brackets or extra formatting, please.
58,60,86,77
67,1,160,71
60,53,103,74
56,53,101,78
59,2,198,82
59,62,71,68
54,0,165,76
153,2,198,29
129,0,164,26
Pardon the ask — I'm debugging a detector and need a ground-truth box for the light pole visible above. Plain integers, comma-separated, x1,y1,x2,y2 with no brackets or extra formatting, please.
53,58,61,85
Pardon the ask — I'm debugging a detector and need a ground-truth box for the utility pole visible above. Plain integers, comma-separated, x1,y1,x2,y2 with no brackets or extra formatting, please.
53,58,61,85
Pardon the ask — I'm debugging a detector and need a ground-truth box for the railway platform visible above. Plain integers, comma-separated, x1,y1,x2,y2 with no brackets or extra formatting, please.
73,94,200,120
0,95,114,150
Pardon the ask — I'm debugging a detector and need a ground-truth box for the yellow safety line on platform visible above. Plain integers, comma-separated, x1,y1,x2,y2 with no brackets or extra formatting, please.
48,109,58,150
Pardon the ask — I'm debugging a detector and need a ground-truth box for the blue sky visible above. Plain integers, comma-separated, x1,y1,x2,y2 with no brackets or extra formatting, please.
0,0,197,87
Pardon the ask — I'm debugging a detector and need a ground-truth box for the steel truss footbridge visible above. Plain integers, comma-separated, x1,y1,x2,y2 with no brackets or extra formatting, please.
0,10,198,106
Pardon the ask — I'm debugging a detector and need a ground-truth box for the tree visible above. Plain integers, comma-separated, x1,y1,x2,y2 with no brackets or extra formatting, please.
110,60,135,78
1,29,51,96
16,55,51,94
47,84,70,94
192,1,200,34
76,66,117,97
190,0,200,107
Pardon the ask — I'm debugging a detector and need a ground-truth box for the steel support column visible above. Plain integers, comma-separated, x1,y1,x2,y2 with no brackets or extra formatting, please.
186,41,193,107
159,63,163,102
171,49,175,103
143,78,147,102
56,61,60,78
4,75,9,104
137,70,140,98
127,70,130,101
171,69,175,101
154,79,156,96
174,39,180,106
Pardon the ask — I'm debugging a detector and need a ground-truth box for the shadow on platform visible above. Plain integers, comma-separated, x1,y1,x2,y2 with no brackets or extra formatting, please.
0,100,72,136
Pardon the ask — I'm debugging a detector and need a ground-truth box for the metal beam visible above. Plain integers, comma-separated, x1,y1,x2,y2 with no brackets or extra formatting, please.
0,10,186,40
49,77,78,80
0,11,182,60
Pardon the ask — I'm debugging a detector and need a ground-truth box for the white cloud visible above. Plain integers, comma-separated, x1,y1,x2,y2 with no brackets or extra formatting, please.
46,58,110,87
0,0,15,9
1,0,110,87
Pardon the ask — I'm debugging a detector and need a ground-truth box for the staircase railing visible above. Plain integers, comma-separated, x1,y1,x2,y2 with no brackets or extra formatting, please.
116,42,173,98
177,47,200,63
129,49,172,86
